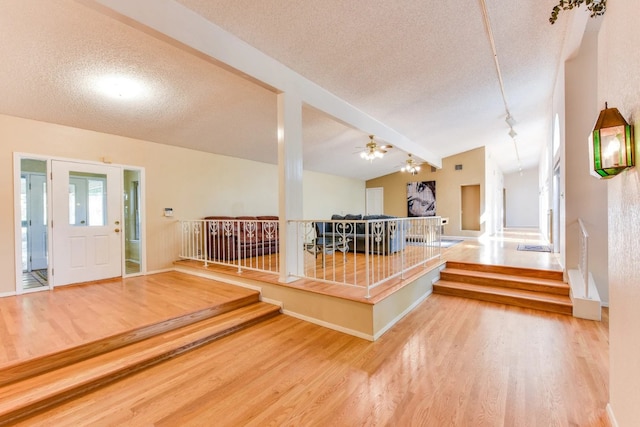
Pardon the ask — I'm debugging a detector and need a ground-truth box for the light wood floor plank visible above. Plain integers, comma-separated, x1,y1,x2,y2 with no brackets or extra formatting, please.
0,271,258,367
3,228,608,426
13,295,609,426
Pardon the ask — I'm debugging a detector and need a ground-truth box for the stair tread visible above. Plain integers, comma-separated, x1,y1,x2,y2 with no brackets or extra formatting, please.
441,268,568,288
445,261,563,280
434,280,572,305
0,302,280,418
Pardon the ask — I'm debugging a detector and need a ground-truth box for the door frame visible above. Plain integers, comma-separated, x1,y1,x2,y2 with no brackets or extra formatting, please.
13,153,146,294
14,154,52,294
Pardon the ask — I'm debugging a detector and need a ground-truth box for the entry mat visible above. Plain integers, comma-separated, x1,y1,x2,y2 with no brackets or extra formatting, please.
517,244,552,253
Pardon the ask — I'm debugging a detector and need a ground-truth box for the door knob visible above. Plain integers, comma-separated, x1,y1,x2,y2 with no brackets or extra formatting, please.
114,228,120,233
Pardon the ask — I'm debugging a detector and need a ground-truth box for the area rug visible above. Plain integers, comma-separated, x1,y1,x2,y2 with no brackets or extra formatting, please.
34,269,48,283
517,244,551,253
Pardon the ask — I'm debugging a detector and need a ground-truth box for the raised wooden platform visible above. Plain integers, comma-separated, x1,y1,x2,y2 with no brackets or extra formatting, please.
434,262,572,315
175,257,444,341
0,272,280,425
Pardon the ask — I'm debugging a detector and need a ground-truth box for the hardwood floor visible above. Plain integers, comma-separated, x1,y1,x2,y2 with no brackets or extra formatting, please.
443,228,563,272
13,294,609,426
3,228,609,426
0,271,258,367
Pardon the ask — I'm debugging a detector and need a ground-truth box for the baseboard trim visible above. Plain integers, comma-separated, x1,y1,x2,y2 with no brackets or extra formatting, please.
606,403,619,427
146,268,175,275
259,296,283,308
282,309,374,341
0,290,17,298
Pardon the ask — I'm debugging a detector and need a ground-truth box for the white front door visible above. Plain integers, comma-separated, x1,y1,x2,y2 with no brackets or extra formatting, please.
52,160,122,286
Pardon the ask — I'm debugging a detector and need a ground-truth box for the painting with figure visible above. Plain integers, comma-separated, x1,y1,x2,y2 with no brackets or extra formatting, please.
407,181,436,217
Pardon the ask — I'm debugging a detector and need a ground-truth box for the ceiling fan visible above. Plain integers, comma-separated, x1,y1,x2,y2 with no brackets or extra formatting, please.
360,135,392,161
400,154,422,175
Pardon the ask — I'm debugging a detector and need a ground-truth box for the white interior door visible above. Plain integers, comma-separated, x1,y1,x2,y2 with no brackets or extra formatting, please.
28,173,48,270
366,187,384,215
52,160,122,286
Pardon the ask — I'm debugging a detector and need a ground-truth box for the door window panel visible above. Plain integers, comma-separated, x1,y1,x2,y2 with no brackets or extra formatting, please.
68,172,107,226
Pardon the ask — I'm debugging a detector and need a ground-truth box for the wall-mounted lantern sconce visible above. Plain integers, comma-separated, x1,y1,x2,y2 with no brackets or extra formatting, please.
590,103,635,178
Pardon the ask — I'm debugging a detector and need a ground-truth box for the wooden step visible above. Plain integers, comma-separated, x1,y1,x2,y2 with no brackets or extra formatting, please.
0,302,280,426
0,292,260,388
445,261,563,281
440,268,569,296
433,280,572,315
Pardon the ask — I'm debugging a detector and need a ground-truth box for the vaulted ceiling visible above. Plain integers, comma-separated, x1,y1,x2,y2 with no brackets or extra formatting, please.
0,0,574,180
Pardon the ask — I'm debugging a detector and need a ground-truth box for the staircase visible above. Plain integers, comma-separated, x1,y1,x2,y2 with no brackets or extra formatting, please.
433,261,572,315
0,291,280,426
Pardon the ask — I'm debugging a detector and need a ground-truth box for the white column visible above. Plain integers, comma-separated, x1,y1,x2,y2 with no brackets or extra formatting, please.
277,92,303,282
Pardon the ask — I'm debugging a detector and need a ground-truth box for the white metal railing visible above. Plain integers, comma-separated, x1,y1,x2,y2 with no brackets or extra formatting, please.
290,216,442,298
577,218,590,299
179,218,280,274
179,216,442,298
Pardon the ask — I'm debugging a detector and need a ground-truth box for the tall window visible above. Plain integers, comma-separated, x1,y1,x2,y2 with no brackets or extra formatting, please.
553,113,560,158
132,180,140,240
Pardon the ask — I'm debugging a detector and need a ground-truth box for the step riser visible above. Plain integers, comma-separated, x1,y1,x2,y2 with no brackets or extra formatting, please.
434,285,572,315
439,272,569,296
445,261,563,281
0,306,280,426
435,261,571,316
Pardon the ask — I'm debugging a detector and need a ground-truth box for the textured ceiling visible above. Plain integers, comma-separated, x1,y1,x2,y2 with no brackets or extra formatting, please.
0,0,572,180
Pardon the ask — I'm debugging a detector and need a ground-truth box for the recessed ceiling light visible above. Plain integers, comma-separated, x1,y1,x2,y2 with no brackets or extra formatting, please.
94,75,146,100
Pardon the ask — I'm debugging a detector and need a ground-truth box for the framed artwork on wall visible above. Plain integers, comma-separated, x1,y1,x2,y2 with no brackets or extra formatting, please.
407,181,436,217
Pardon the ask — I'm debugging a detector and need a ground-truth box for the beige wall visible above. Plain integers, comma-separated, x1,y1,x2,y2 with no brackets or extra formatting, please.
366,147,486,237
551,56,567,270
564,27,610,303
302,170,365,219
504,167,539,228
598,1,640,424
0,114,364,295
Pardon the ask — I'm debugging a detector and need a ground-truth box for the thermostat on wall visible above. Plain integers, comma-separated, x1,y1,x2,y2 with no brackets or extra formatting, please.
164,208,174,217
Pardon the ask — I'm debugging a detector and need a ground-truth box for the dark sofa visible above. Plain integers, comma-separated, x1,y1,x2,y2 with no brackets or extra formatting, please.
204,216,279,261
315,214,406,255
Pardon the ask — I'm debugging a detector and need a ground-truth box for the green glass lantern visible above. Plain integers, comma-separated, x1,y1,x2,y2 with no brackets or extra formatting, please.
590,103,635,179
